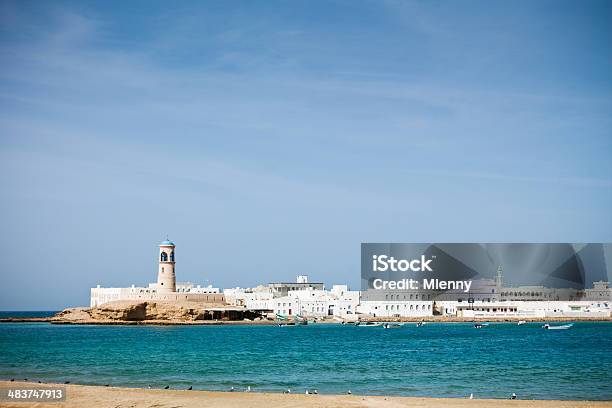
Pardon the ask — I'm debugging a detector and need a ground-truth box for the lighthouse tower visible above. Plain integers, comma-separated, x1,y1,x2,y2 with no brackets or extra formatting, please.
157,239,176,293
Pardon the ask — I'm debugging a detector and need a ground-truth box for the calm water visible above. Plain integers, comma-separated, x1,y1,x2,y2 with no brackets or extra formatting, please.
0,311,58,318
0,321,611,400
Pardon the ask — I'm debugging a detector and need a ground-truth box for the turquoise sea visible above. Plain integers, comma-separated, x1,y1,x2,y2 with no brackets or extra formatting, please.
0,311,58,318
0,320,611,400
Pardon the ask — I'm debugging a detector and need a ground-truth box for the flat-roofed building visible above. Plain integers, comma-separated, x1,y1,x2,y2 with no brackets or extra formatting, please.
268,275,324,298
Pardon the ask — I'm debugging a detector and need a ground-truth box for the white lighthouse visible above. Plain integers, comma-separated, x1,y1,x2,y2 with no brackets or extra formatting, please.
157,239,176,293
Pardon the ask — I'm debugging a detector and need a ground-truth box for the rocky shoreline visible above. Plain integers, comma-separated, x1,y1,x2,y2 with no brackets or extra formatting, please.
1,301,610,325
0,301,272,325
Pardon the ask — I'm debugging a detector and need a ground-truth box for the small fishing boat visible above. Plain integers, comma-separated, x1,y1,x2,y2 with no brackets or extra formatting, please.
517,320,527,326
416,321,425,327
473,322,489,329
356,321,382,327
383,323,402,329
542,323,573,330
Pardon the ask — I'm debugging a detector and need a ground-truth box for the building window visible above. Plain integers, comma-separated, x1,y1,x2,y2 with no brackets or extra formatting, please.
161,252,168,262
170,251,175,262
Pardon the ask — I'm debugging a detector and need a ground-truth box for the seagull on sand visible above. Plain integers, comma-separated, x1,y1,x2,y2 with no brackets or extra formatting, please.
187,386,192,390
164,385,170,389
347,390,352,395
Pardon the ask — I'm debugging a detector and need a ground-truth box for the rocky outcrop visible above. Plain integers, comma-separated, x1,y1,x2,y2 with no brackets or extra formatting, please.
52,301,230,323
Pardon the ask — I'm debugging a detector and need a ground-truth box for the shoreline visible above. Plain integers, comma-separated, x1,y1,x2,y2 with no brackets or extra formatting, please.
1,316,611,325
1,381,610,408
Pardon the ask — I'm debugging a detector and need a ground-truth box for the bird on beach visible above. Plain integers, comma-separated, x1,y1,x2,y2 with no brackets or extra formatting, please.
187,386,192,390
64,381,70,384
10,379,14,382
305,390,309,395
164,385,170,389
469,393,473,399
313,389,318,395
38,381,42,384
23,378,28,381
347,390,352,395
284,388,291,394
230,386,235,392
105,384,109,387
511,393,517,400
246,386,251,392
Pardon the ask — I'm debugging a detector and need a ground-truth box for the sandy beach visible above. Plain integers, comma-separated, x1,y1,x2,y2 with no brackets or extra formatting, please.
1,381,610,408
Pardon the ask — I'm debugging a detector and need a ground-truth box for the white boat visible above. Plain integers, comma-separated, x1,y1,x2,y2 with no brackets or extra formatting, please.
383,323,403,329
542,323,573,330
474,323,489,329
416,321,425,327
517,320,527,326
356,321,383,327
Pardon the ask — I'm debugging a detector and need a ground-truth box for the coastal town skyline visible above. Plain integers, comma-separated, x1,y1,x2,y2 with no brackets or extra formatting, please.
1,0,611,310
1,2,611,406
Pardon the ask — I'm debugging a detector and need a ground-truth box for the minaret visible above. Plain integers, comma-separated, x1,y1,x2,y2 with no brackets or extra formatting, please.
495,265,503,289
157,239,176,293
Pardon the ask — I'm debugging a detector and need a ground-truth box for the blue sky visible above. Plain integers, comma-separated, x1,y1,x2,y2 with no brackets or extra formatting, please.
0,0,611,309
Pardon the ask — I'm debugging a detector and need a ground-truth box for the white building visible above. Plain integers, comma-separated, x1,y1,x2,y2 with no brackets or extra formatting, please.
224,287,274,310
266,282,360,318
440,299,612,319
585,281,612,300
268,275,325,298
175,282,220,293
356,300,434,318
224,277,360,318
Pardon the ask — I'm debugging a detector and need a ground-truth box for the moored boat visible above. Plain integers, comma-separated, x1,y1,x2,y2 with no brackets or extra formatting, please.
517,320,527,325
542,323,573,330
356,321,383,327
